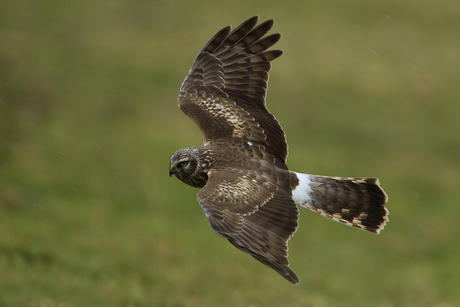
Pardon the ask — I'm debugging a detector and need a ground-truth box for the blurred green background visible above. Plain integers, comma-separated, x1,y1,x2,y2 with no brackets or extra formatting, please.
1,0,459,306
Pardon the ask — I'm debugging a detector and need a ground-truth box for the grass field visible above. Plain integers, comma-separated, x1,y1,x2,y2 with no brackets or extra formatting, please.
1,0,460,306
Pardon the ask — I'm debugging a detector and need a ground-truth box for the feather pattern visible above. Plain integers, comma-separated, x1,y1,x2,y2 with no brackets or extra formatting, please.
179,16,288,164
170,16,389,285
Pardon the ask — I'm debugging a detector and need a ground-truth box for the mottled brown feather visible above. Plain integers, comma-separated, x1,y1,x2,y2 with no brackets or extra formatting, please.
306,176,389,233
178,16,288,163
197,163,299,284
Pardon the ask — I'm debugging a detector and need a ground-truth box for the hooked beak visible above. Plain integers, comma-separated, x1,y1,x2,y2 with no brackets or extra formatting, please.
169,164,176,177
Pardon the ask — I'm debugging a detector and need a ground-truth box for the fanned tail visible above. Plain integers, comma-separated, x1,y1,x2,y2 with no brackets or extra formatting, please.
291,172,389,234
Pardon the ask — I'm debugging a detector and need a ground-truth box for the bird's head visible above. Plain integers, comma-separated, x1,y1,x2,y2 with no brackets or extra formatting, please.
169,148,200,185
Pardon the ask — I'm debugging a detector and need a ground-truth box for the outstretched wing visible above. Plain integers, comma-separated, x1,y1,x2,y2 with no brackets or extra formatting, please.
178,16,288,164
197,167,300,284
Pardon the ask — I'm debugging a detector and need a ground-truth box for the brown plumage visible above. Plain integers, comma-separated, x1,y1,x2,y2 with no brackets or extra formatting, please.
169,16,389,284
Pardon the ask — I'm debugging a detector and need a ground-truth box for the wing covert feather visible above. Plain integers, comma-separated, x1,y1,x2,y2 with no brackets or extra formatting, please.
197,168,299,283
178,16,288,163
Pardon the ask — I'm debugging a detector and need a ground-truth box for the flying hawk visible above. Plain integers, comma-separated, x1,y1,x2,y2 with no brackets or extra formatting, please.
169,16,389,284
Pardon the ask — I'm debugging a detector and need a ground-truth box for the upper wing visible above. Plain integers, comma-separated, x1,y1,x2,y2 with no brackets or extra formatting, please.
178,16,288,164
197,167,299,284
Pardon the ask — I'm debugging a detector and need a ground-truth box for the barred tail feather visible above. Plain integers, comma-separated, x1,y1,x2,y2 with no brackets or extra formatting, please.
291,172,389,234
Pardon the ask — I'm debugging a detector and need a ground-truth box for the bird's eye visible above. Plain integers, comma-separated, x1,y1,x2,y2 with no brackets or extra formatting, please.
180,161,188,167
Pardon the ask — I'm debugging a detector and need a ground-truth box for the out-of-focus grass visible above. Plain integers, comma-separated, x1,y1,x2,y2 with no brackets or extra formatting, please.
1,0,459,306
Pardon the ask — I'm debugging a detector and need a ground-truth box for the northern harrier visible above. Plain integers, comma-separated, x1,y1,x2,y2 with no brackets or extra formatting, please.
169,16,389,284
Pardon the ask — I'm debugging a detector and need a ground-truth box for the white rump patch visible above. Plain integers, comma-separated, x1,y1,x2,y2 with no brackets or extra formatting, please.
291,172,314,208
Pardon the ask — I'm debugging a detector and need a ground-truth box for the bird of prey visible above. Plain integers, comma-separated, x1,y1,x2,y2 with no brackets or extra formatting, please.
169,16,389,284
